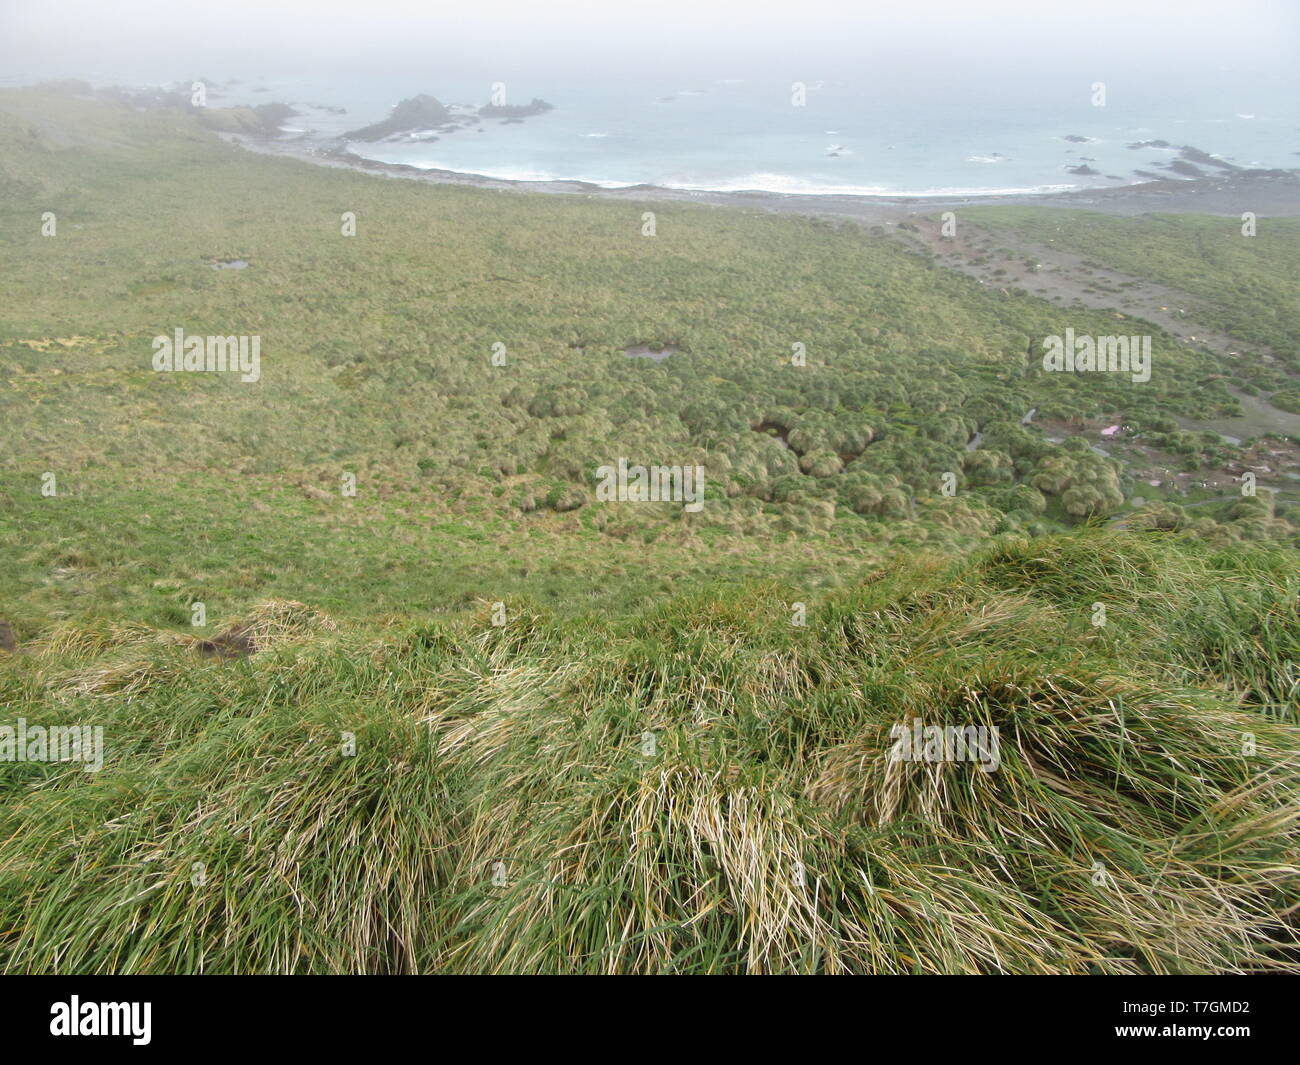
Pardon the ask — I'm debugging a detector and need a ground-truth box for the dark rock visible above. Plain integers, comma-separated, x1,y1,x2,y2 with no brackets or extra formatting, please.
343,94,453,141
195,624,256,660
1178,145,1240,171
479,98,555,120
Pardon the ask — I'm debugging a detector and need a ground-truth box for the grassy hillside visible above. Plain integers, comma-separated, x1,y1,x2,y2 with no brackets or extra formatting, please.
963,206,1300,378
0,533,1296,973
0,93,1294,616
0,89,1297,974
3,88,1298,638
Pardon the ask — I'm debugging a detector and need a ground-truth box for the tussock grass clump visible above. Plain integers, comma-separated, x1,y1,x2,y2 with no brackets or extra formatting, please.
37,619,185,660
226,599,339,650
976,532,1299,720
33,600,341,698
0,533,1296,974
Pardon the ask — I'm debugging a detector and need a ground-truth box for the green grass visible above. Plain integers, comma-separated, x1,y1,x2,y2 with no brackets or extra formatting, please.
963,206,1300,377
5,86,1296,583
0,468,881,637
0,532,1295,973
1,89,1298,975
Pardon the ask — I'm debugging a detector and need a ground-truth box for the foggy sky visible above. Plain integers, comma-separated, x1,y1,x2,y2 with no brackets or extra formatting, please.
3,0,1297,85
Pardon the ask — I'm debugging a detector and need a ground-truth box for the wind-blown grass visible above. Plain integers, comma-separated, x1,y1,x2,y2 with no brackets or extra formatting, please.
1,531,1296,973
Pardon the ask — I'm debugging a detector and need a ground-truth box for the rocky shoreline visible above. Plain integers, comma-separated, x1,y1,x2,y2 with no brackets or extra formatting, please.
340,93,555,143
227,132,1300,224
26,79,1300,221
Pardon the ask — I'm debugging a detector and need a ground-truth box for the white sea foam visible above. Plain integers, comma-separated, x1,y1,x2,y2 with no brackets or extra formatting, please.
354,149,1099,197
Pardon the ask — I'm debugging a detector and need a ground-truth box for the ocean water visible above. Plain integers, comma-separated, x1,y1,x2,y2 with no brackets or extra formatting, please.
7,58,1298,197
